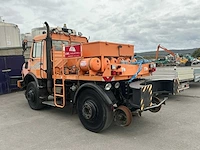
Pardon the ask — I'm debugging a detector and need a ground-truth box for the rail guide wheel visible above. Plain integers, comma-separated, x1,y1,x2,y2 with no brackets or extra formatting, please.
114,105,132,127
149,96,162,113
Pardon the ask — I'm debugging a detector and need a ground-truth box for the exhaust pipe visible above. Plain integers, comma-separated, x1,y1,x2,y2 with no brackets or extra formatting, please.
44,22,52,94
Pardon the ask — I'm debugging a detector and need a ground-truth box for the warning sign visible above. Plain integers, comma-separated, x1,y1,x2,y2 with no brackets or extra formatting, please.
65,45,82,58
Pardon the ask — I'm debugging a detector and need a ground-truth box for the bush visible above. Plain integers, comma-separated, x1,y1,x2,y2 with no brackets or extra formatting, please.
192,48,200,58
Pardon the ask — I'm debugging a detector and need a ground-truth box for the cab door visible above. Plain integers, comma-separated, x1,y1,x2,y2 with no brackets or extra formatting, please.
30,40,45,79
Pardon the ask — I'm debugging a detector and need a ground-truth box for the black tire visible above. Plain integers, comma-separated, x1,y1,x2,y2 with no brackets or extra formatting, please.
77,89,113,133
25,81,44,110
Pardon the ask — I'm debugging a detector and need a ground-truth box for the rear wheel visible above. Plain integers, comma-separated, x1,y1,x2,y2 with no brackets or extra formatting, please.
77,89,113,132
25,81,44,110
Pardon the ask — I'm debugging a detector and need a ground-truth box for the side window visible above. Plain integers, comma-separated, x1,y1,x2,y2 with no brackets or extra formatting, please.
52,40,69,51
32,41,43,58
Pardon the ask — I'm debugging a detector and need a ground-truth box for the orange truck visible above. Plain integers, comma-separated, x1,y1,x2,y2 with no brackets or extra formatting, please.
18,22,166,132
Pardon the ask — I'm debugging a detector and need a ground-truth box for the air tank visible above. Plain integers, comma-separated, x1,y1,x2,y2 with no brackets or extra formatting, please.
0,18,21,48
78,58,101,72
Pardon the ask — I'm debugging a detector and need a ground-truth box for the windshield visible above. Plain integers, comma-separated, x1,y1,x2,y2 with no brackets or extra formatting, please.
52,40,69,51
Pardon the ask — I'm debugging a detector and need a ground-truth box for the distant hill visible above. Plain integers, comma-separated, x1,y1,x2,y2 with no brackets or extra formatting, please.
137,48,199,59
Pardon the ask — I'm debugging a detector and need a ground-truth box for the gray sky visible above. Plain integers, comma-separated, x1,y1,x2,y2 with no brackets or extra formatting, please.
1,0,200,51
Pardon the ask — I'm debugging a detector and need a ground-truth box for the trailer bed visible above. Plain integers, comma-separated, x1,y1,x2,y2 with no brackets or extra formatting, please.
193,66,200,82
149,66,194,82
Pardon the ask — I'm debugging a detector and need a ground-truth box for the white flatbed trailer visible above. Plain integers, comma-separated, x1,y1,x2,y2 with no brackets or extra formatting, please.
144,66,195,96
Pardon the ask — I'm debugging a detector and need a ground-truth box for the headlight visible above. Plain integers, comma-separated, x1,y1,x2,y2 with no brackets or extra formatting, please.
104,83,112,90
114,82,120,88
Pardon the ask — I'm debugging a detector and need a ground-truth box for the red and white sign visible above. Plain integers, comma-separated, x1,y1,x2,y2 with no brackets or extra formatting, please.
65,45,82,58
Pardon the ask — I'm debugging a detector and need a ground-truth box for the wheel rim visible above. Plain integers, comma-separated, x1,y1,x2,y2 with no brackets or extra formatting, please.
27,89,35,103
79,97,102,129
82,100,97,120
77,89,113,132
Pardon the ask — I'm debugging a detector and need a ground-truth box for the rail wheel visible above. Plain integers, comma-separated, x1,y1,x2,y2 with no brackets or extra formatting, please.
25,81,44,110
114,105,132,127
77,89,113,133
149,96,161,113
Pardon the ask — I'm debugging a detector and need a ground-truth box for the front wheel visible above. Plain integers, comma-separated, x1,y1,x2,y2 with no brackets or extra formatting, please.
25,81,44,110
77,89,113,132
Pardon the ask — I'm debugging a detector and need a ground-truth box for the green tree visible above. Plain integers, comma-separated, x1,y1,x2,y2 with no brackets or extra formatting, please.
192,48,200,58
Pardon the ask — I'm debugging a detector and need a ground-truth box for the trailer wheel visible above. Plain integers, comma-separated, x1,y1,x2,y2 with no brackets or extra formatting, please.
25,81,44,110
149,97,161,113
77,89,113,132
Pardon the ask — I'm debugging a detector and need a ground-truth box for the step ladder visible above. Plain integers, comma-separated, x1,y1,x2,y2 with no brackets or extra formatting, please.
52,48,66,108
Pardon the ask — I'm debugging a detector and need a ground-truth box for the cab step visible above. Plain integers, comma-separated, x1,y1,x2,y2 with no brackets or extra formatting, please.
42,100,62,107
54,94,64,97
54,84,64,87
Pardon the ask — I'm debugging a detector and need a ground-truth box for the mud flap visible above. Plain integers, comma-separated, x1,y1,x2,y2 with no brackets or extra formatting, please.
17,80,24,89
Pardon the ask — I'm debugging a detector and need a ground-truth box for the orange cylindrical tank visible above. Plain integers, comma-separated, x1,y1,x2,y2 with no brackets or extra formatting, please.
110,57,117,64
117,57,124,63
131,58,136,63
79,58,101,72
125,58,131,63
103,58,110,70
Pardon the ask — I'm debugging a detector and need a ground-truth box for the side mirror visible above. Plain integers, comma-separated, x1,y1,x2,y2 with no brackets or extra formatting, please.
22,39,28,52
